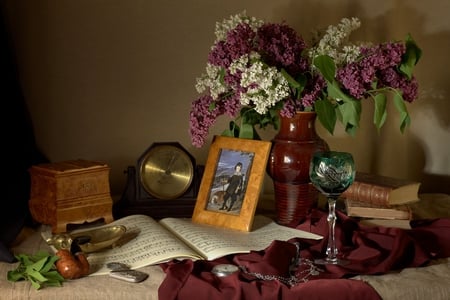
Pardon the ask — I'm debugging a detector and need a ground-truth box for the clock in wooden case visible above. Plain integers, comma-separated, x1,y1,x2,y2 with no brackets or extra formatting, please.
114,142,203,219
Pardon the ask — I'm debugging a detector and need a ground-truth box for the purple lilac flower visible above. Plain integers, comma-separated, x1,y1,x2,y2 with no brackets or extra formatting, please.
257,23,309,76
189,93,243,147
219,93,241,117
378,68,419,102
279,98,296,117
400,76,418,102
224,67,242,90
360,42,405,69
336,42,412,100
208,23,255,68
301,75,326,107
336,63,368,99
189,95,221,147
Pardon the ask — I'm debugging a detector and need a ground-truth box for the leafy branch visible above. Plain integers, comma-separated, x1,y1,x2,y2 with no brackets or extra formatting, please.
7,251,65,290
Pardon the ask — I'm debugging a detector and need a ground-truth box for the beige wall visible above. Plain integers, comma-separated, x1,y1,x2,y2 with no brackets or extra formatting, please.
1,0,449,196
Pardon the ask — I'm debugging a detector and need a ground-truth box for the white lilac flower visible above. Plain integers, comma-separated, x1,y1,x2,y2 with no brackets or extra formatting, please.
195,63,227,100
229,54,250,75
239,61,289,114
309,17,361,66
214,11,264,43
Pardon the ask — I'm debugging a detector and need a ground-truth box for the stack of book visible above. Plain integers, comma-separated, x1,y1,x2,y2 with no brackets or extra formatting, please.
342,172,421,225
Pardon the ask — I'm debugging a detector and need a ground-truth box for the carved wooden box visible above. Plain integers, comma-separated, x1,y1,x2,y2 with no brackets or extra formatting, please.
29,159,114,233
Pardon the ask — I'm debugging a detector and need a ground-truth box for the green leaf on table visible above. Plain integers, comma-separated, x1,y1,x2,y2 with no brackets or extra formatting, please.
7,251,64,290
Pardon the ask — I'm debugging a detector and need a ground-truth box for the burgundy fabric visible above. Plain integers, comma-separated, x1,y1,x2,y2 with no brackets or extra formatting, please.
159,210,450,300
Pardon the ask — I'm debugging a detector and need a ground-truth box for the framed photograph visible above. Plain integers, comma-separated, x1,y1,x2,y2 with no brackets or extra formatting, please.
192,135,271,231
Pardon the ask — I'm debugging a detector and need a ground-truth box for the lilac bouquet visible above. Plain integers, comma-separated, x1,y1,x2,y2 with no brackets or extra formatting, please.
189,12,422,147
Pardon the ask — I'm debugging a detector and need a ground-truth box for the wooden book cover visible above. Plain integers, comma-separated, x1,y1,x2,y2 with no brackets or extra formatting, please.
342,172,421,206
344,198,413,220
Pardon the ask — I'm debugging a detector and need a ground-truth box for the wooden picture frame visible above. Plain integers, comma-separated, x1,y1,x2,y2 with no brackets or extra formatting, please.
192,136,271,231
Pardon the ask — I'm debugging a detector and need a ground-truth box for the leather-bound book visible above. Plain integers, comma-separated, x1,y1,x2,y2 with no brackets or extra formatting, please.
342,172,420,207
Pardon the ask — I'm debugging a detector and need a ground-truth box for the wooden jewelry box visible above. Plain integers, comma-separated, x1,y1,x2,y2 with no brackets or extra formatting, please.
28,159,114,233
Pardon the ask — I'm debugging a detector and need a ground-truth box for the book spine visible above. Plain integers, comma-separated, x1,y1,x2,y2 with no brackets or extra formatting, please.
342,182,392,206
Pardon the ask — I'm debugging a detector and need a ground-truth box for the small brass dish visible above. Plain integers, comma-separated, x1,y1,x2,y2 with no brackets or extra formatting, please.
46,225,126,253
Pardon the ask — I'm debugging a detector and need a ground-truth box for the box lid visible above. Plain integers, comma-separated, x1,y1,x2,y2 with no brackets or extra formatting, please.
30,159,109,174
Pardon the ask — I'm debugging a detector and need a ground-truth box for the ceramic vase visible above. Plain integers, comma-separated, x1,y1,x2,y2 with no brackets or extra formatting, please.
267,112,329,227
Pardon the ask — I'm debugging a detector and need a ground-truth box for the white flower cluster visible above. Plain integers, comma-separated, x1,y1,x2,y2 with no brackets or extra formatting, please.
195,63,227,100
309,17,361,66
235,53,290,114
213,11,263,43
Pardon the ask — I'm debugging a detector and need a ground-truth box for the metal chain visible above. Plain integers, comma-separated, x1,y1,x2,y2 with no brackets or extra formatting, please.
238,242,323,287
239,259,322,286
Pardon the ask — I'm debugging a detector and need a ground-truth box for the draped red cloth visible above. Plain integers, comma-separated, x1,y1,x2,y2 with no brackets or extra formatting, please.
159,209,450,300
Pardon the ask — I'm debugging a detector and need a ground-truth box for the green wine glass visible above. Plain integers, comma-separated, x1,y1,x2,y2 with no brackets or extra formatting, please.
309,151,355,265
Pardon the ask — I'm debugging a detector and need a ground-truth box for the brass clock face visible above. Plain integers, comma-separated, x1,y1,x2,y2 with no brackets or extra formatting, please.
138,143,194,200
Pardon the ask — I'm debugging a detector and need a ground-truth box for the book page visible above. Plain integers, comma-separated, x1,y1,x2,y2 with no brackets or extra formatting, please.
159,215,322,261
42,214,203,276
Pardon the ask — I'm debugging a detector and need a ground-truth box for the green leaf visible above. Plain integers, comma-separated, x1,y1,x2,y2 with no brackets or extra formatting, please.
345,123,358,136
337,99,361,128
280,71,307,98
314,98,337,134
314,55,335,82
373,93,387,130
399,34,422,80
7,252,64,290
44,280,64,288
43,271,65,283
30,278,42,290
327,81,354,103
221,121,239,137
7,270,26,282
15,254,33,266
26,269,48,282
267,108,281,130
281,68,301,89
238,122,255,139
41,256,60,273
28,256,49,272
218,67,226,84
393,93,411,133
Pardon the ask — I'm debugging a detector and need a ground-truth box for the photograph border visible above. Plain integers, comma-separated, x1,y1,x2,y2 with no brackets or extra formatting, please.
192,135,271,232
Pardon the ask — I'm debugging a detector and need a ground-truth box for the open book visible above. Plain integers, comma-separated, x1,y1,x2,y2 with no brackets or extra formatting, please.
42,214,322,276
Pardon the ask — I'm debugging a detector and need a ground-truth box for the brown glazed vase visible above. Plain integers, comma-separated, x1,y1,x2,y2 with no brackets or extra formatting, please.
267,112,329,227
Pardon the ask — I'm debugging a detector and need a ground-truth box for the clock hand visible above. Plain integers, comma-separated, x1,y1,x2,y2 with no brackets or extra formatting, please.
164,153,178,175
157,153,178,184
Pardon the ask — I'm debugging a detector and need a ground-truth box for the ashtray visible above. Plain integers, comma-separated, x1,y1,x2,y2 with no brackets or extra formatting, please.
46,225,127,253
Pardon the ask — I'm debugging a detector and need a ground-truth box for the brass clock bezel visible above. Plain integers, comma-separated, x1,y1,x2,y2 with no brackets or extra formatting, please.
138,143,195,200
114,142,203,220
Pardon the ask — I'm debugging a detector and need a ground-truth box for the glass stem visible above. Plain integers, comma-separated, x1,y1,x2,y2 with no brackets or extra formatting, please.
326,197,338,263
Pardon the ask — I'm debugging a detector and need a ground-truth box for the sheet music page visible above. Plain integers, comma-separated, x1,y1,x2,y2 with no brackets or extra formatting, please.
41,214,321,276
42,214,203,276
159,215,322,260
